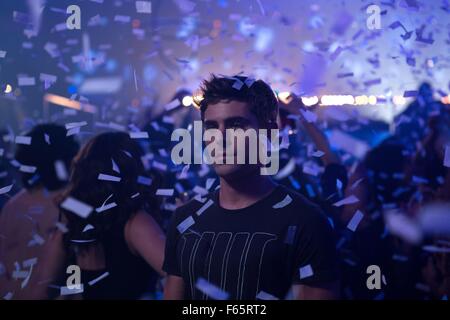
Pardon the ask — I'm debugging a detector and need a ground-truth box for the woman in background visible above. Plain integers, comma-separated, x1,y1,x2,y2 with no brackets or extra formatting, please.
30,132,166,299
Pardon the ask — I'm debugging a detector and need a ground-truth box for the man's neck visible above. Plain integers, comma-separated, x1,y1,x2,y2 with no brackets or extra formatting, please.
218,173,276,210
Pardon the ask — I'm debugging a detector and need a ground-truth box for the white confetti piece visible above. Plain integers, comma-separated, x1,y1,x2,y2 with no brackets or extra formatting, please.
0,50,6,58
15,136,32,145
22,257,38,268
284,225,297,244
18,76,36,86
129,131,149,139
28,233,45,246
232,79,244,90
444,145,450,168
177,216,195,233
384,210,422,244
333,195,359,207
44,134,50,144
196,199,214,216
61,197,93,218
256,291,279,300
114,15,131,23
164,99,180,111
0,184,13,195
82,224,94,232
152,161,167,171
136,1,152,13
55,160,69,181
3,292,13,300
12,270,29,279
60,284,84,295
96,202,117,213
19,165,37,173
131,192,140,199
156,188,174,196
65,121,87,130
178,164,190,179
299,264,314,279
112,159,120,174
273,194,293,209
418,203,450,235
422,245,450,254
98,173,121,182
206,178,215,190
347,210,364,232
311,150,325,157
66,127,80,137
195,278,229,300
55,222,68,233
88,271,110,286
137,175,152,186
300,109,317,123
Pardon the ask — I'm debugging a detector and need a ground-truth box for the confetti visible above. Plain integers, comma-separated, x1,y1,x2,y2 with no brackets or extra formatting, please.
19,165,37,173
98,173,122,182
18,76,36,86
88,271,110,286
137,175,152,186
15,136,32,145
136,1,152,13
299,109,317,123
82,224,94,232
60,284,84,295
0,184,13,195
299,264,314,279
96,202,117,213
3,292,13,300
55,160,69,181
195,278,229,300
196,199,214,216
155,188,174,196
164,99,181,111
272,195,293,209
384,210,422,244
284,225,297,244
256,291,279,300
22,258,37,268
61,197,93,218
129,131,149,139
347,210,364,232
333,195,359,207
0,50,6,58
177,216,195,233
444,146,450,168
55,222,69,233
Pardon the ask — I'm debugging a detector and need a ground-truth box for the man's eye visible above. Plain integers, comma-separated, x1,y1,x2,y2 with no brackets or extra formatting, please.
229,122,245,129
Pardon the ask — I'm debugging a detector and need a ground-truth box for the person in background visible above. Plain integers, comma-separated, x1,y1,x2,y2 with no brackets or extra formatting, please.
28,132,166,299
0,124,79,299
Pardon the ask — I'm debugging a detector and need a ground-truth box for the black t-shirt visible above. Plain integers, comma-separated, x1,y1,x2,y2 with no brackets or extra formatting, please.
163,184,338,300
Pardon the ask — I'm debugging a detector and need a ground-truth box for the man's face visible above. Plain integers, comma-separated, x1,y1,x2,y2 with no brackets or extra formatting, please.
203,100,261,180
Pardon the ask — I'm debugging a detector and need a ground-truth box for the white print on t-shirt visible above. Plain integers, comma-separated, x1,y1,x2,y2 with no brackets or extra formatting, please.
180,231,277,299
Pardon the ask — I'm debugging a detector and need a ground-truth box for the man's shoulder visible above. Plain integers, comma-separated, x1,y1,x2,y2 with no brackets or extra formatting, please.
275,184,329,224
170,194,214,223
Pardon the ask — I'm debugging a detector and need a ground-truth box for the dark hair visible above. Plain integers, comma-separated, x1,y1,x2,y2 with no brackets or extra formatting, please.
14,123,79,191
60,132,160,247
198,74,278,126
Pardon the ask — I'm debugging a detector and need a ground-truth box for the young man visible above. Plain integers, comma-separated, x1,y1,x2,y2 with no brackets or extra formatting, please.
163,75,339,300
